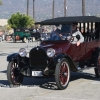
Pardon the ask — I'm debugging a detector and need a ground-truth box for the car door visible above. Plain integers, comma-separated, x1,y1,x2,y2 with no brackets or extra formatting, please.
71,42,87,61
85,40,100,60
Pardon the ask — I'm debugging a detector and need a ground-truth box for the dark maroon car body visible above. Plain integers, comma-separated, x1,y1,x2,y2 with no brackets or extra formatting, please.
41,40,100,62
7,16,100,90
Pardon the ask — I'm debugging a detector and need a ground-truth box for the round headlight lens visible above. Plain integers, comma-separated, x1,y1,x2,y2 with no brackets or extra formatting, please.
19,48,27,57
47,48,55,57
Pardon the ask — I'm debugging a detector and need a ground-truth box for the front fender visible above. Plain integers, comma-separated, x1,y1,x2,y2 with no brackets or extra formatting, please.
7,53,18,62
53,54,78,72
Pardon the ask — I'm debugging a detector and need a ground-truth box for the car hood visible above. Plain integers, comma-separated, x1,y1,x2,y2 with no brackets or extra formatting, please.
40,41,71,54
41,44,62,55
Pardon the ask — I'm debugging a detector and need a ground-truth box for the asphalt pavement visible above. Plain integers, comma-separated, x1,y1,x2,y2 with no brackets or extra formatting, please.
0,41,100,100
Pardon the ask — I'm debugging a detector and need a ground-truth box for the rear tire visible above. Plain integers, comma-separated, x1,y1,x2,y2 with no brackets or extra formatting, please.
22,37,27,43
55,58,70,90
94,51,100,78
7,61,23,85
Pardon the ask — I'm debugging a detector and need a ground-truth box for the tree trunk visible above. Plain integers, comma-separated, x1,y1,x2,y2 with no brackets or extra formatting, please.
64,0,66,17
82,0,86,16
52,0,54,18
33,0,35,19
27,0,29,16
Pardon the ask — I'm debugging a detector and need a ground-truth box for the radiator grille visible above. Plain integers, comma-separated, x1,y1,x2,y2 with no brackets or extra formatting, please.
29,47,48,69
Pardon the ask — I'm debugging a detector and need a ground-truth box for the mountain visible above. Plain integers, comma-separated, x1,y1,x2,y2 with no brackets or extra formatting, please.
0,0,100,21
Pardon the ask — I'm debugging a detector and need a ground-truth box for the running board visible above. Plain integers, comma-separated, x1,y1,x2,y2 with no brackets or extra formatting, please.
77,66,96,72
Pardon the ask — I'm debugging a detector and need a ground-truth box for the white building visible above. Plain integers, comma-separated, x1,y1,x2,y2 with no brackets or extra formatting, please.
0,19,8,26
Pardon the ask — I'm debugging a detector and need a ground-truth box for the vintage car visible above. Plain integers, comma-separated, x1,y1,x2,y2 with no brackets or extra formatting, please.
7,16,100,90
13,28,31,43
29,28,41,41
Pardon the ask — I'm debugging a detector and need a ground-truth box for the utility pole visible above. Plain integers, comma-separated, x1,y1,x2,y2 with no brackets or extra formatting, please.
27,0,29,16
52,0,54,18
82,0,86,16
64,0,66,17
33,0,35,19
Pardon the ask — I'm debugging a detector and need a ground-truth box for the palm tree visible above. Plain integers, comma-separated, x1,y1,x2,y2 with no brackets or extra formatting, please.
64,0,66,17
27,0,29,16
33,0,35,19
82,0,86,16
52,0,54,18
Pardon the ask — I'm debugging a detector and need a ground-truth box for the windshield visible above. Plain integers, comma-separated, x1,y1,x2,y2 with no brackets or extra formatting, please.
40,24,72,41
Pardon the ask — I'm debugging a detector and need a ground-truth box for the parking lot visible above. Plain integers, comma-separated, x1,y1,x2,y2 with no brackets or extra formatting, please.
0,41,100,100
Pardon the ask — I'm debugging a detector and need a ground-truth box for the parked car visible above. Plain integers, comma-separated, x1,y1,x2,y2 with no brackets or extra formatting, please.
13,28,31,43
0,36,2,42
7,16,100,90
29,29,41,41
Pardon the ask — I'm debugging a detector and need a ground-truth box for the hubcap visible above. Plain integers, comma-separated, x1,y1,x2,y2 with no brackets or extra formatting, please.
60,62,69,86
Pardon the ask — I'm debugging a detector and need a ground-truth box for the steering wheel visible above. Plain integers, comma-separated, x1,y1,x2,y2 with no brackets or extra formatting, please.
70,36,74,42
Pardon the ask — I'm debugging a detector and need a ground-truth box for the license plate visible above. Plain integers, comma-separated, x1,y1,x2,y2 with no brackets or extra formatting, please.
32,71,43,76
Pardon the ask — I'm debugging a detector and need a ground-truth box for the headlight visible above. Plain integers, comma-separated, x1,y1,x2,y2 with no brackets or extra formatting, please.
47,48,55,57
19,48,27,57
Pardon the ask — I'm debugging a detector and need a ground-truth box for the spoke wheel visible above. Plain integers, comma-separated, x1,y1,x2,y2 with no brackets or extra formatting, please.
94,52,100,78
13,36,16,43
55,58,70,90
7,61,23,85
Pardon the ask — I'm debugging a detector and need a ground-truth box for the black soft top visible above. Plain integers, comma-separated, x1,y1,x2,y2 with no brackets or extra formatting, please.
35,16,100,25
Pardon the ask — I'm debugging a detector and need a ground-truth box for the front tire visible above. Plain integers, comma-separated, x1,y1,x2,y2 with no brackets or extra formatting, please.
13,36,16,43
7,61,23,85
55,58,70,90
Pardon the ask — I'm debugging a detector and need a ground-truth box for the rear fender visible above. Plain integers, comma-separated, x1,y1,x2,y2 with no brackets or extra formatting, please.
53,54,78,72
93,47,100,66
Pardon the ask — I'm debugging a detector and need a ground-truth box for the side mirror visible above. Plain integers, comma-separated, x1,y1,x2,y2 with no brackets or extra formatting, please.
76,35,80,40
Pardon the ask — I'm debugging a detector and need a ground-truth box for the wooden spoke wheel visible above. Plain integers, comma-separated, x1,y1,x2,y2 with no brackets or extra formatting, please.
94,52,100,78
55,58,70,90
7,61,23,85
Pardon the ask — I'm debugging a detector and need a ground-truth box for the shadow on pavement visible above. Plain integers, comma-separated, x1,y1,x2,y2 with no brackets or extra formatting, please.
0,71,100,90
0,52,16,56
0,53,10,56
0,80,9,86
70,71,100,81
0,70,7,73
40,72,100,90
